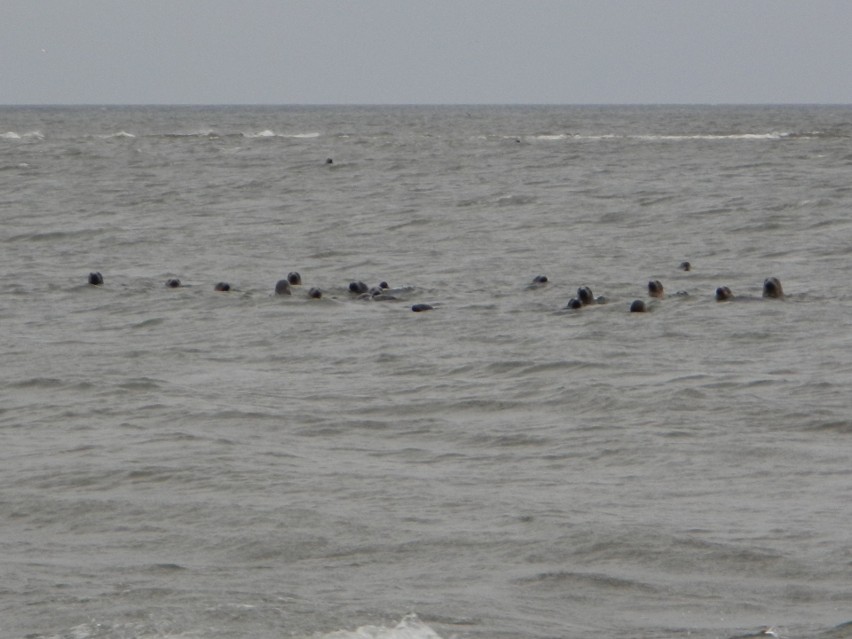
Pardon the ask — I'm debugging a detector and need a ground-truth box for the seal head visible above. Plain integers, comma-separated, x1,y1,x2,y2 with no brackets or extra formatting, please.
349,281,369,295
762,277,784,299
715,286,733,301
648,280,664,299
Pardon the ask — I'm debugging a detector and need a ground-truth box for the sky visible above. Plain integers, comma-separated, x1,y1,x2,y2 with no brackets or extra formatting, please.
3,0,852,105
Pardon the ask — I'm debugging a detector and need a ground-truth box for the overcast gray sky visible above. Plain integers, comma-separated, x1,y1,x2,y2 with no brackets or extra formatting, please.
4,0,852,105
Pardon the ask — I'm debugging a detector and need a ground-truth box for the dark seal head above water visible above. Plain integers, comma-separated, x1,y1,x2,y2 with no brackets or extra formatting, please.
679,261,692,272
565,297,583,310
577,286,595,306
762,277,784,299
165,278,181,288
274,280,291,295
88,272,103,286
349,281,369,295
566,285,605,309
287,272,302,286
214,282,231,292
629,299,647,312
308,287,322,299
648,280,664,298
715,286,734,301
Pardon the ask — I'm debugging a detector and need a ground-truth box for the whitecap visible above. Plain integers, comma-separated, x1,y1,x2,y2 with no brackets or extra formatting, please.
322,614,443,639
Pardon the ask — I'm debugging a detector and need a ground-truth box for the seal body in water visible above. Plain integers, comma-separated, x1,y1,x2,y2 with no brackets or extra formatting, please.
411,303,433,312
762,277,784,299
566,285,605,309
214,282,231,292
715,286,734,301
349,281,369,294
629,299,647,312
88,272,103,286
274,280,291,295
648,280,664,298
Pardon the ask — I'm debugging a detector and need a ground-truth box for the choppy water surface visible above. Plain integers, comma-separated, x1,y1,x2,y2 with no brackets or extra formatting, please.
2,105,852,639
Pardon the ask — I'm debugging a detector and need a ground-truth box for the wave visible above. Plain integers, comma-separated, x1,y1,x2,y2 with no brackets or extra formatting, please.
94,131,136,139
243,130,321,139
518,130,840,142
1,130,44,140
321,614,443,639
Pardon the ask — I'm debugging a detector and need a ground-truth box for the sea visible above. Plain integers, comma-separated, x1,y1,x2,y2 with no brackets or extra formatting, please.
2,104,851,639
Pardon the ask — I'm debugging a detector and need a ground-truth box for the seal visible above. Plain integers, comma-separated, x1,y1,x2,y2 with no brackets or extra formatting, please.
411,303,433,312
88,272,103,286
214,282,231,292
648,280,664,298
715,286,733,301
165,278,181,288
565,297,583,310
679,261,692,272
762,277,784,299
274,279,291,295
629,299,647,312
308,287,322,299
577,286,595,306
568,286,606,308
349,281,369,295
287,272,302,286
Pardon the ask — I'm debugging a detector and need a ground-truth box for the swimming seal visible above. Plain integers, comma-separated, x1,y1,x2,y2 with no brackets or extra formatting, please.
567,286,605,309
629,299,647,312
88,272,103,286
349,281,369,295
715,286,733,301
762,277,784,299
308,287,322,299
274,280,291,295
287,272,302,286
565,297,583,310
165,278,181,288
411,303,433,312
577,286,595,306
679,261,692,272
648,280,664,298
214,282,231,292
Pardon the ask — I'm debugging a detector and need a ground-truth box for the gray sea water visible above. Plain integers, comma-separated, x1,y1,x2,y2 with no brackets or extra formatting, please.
2,105,852,639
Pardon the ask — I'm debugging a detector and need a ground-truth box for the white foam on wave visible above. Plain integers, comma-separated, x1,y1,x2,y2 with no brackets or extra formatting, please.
531,134,570,141
565,132,790,141
320,614,443,639
2,130,44,140
631,132,789,141
244,130,321,139
96,131,136,139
